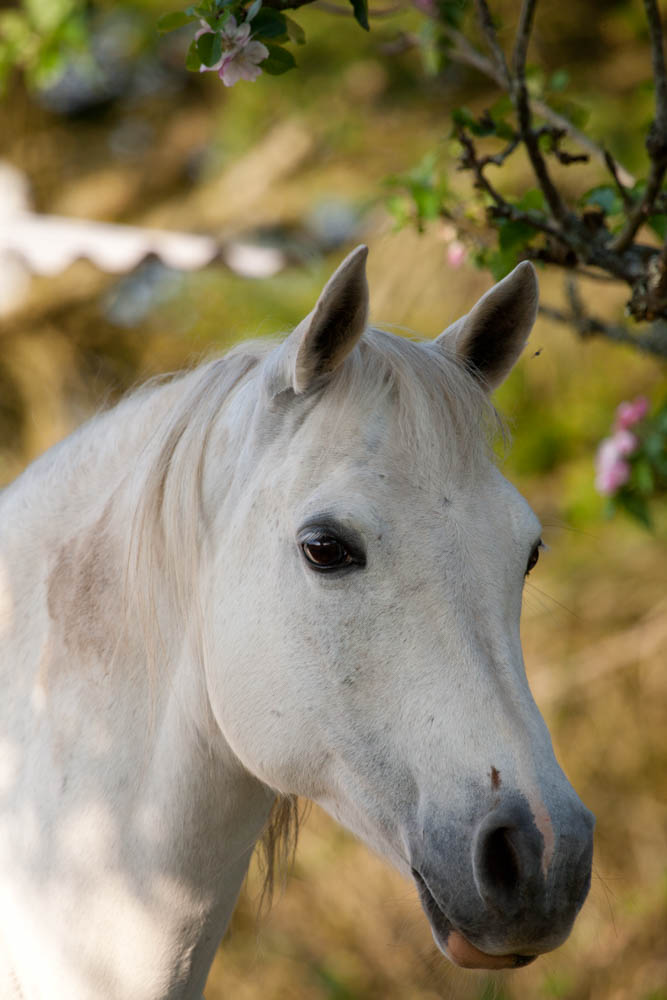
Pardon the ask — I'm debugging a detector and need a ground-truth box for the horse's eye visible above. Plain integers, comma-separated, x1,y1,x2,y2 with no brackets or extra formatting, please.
525,540,543,576
302,537,352,572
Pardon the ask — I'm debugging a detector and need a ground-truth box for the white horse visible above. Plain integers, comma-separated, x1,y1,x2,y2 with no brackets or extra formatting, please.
0,246,594,999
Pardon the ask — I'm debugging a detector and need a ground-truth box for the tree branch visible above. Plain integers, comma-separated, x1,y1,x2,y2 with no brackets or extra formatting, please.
510,0,537,83
474,0,511,89
539,289,667,359
645,0,667,141
443,1,667,333
455,125,565,240
442,26,636,186
611,0,667,252
604,149,634,209
510,0,570,225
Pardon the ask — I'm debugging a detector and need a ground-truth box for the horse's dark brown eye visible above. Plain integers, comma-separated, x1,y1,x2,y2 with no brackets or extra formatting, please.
302,537,351,571
526,541,542,576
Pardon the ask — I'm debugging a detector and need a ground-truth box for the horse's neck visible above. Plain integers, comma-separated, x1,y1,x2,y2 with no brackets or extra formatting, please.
0,382,274,999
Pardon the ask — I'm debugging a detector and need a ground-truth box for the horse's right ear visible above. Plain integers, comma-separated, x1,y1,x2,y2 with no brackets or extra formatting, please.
266,245,369,396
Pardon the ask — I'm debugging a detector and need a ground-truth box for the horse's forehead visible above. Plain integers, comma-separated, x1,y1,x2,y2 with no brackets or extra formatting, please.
289,387,459,471
278,394,538,543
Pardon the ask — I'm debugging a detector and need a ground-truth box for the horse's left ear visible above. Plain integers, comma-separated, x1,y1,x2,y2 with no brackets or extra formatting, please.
268,245,369,396
435,261,539,390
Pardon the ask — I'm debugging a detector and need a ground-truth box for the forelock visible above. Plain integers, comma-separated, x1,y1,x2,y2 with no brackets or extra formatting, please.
321,328,503,480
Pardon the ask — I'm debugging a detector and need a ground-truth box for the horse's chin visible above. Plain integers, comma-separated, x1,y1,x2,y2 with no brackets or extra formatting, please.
412,870,538,971
433,928,537,971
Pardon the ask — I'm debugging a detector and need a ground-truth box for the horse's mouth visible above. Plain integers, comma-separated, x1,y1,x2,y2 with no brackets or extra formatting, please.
412,869,537,971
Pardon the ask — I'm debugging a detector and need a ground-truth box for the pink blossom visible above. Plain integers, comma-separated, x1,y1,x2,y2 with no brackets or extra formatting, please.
447,240,466,270
595,438,631,495
218,40,269,86
220,15,252,49
195,16,268,86
612,428,638,457
615,395,649,431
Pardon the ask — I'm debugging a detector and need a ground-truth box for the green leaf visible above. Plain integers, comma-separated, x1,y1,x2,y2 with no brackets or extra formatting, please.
469,115,496,138
32,42,66,86
349,0,369,31
498,218,536,251
538,131,551,152
440,0,469,28
490,95,513,117
412,186,441,222
252,7,287,39
493,119,515,141
487,247,519,280
197,30,222,66
518,188,547,213
157,11,196,33
549,68,570,92
284,15,306,44
648,214,667,239
386,195,410,231
633,458,655,495
583,185,622,216
261,43,296,74
186,37,202,71
616,491,652,529
451,106,476,130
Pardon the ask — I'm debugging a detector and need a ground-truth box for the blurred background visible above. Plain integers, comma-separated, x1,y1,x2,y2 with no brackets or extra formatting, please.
1,0,666,997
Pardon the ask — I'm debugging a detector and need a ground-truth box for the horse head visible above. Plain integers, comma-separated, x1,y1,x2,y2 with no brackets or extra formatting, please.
204,246,594,970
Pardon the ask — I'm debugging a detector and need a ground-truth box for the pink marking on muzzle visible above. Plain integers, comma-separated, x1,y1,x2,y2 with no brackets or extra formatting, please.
527,794,555,877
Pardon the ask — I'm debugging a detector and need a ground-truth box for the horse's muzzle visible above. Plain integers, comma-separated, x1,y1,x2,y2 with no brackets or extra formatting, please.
412,792,595,968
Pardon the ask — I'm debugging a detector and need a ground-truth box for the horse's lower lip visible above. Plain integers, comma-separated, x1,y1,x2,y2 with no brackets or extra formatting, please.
412,869,537,971
445,930,537,970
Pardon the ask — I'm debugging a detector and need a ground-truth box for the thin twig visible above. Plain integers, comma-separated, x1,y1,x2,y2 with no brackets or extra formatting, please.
610,155,667,252
511,0,569,224
444,26,505,85
533,102,634,186
474,0,511,89
604,149,634,209
478,134,521,168
443,26,636,185
644,0,667,141
538,302,667,357
456,126,564,240
511,0,538,83
540,126,589,165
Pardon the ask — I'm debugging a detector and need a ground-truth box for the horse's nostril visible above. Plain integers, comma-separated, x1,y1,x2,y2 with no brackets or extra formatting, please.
478,825,521,904
473,803,546,915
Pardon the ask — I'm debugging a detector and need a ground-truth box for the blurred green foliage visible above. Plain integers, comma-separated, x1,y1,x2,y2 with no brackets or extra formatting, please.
0,0,89,88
